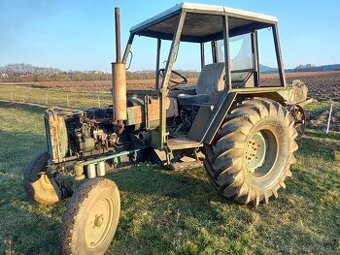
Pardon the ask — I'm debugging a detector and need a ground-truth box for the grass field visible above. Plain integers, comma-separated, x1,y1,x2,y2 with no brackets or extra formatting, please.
0,84,113,110
0,100,339,254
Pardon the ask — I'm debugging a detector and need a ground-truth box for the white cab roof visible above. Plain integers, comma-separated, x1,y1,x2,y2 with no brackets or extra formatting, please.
131,2,278,33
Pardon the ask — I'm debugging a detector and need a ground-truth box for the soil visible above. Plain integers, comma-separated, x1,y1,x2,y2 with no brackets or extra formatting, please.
261,71,340,102
307,106,340,132
14,71,340,102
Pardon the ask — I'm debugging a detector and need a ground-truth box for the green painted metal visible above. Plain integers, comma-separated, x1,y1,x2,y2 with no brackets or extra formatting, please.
203,92,237,144
159,10,187,149
223,15,232,91
229,86,289,94
126,106,140,126
246,129,278,177
80,146,148,166
151,130,161,150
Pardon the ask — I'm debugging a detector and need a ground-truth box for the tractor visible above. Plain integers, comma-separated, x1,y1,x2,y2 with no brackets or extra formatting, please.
23,3,308,254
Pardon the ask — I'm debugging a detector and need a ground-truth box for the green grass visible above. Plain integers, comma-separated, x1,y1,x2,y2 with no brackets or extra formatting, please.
0,101,339,255
304,101,340,112
0,84,112,109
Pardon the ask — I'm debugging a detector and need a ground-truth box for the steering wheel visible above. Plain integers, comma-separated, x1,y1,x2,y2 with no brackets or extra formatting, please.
158,68,188,85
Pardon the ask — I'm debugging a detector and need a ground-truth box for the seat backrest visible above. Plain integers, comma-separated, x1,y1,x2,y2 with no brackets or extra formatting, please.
196,63,225,95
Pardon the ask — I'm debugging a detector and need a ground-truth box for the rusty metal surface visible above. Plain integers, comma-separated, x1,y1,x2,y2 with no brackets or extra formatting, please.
126,97,178,127
115,8,122,62
45,109,68,160
112,63,127,121
148,97,161,123
112,7,127,121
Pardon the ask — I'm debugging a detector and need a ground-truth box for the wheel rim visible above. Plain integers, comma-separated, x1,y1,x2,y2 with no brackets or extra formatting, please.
245,129,278,177
85,197,114,249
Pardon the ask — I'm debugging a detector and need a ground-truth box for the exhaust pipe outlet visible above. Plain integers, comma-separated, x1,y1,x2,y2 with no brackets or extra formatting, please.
112,7,127,121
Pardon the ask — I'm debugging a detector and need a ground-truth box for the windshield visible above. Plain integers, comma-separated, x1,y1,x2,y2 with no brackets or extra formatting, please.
217,33,254,71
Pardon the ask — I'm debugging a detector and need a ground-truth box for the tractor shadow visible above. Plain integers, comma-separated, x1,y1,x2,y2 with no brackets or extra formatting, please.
105,165,262,254
0,128,61,255
110,163,228,203
0,101,47,115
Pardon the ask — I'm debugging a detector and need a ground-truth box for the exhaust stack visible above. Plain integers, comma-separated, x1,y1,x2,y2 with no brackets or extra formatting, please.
112,7,127,122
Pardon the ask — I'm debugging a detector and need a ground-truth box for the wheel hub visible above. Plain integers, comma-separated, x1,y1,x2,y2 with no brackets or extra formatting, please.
245,131,267,174
85,197,113,248
94,214,104,228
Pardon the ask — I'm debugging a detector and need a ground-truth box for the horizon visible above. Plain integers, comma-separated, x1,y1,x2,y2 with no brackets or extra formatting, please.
1,0,339,71
1,62,340,73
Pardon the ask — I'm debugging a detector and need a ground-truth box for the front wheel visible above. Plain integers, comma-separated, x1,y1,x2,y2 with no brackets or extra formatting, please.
204,98,298,206
23,151,61,205
59,178,120,255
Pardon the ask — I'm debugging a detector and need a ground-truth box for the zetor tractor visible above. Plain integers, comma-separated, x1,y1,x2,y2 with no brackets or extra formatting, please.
24,3,308,254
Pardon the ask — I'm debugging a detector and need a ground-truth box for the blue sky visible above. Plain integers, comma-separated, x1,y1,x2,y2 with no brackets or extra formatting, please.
0,0,339,71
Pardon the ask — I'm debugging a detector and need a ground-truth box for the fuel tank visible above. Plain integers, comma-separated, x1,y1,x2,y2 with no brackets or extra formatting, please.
126,95,178,130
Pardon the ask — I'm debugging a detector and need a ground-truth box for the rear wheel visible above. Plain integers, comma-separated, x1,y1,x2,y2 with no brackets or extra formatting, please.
23,151,61,205
204,98,298,206
60,178,120,255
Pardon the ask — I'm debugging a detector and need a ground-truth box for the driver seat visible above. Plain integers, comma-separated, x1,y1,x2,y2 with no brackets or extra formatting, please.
177,63,225,106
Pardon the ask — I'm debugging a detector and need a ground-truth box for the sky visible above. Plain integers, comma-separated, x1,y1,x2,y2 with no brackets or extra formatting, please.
0,0,339,71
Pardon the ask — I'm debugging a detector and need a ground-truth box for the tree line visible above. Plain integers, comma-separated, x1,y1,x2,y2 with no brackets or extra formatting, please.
0,70,199,83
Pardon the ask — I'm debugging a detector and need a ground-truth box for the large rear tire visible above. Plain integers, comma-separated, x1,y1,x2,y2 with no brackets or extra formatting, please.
60,178,120,255
204,98,298,206
23,151,61,205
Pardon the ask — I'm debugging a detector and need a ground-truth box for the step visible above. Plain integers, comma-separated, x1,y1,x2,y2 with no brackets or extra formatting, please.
167,136,203,150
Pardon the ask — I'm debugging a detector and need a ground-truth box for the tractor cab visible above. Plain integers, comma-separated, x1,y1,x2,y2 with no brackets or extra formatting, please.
126,3,285,89
122,3,298,150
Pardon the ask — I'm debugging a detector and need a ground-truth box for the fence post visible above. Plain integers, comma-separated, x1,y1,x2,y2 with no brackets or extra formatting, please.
67,94,70,108
97,95,101,108
11,93,14,102
46,94,49,105
326,103,333,134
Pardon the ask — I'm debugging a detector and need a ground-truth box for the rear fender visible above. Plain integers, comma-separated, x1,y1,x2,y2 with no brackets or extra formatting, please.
193,87,306,145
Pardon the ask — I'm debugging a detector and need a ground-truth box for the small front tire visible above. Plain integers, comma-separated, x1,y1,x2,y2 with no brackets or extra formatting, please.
59,177,121,255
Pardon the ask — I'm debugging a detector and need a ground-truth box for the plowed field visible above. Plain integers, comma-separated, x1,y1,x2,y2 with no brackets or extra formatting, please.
261,71,340,102
14,71,340,102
